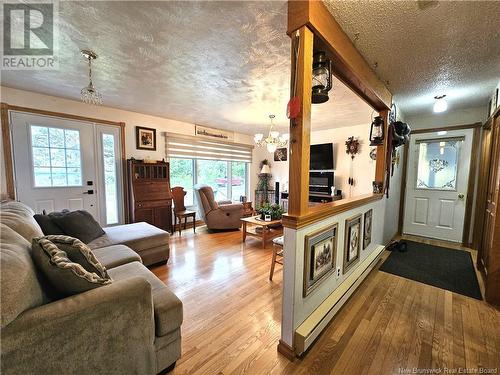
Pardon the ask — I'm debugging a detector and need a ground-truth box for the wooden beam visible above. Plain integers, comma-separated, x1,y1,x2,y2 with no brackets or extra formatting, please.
282,193,382,229
1,103,15,200
375,109,389,185
287,26,313,216
288,1,392,110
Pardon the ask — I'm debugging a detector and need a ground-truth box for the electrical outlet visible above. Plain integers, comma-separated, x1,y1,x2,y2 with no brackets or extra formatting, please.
336,267,341,278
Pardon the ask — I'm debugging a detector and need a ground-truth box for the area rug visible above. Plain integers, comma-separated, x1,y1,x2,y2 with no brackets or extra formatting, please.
379,241,482,300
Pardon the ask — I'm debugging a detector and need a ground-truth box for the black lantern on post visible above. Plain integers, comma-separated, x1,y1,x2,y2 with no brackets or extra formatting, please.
369,116,385,146
312,51,333,104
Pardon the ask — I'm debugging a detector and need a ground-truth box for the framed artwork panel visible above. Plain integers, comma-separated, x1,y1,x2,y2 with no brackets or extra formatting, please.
303,223,338,297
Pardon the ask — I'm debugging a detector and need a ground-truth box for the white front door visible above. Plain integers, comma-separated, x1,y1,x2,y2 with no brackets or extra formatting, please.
403,128,473,242
10,112,123,225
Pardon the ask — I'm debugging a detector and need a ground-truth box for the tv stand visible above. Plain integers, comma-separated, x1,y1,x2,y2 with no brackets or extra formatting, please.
280,191,341,211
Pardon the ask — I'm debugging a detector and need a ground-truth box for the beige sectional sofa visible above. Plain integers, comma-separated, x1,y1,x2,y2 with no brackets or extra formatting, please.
0,201,182,375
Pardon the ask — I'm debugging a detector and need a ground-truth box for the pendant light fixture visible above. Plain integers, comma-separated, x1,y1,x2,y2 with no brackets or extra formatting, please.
80,49,102,105
369,115,385,146
433,95,447,113
254,115,289,153
312,51,333,104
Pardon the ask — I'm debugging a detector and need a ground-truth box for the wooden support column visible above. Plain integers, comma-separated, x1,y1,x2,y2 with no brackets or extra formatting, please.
288,26,313,217
375,109,389,186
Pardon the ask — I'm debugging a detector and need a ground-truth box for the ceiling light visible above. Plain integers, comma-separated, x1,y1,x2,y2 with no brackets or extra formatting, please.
433,95,447,113
437,131,447,136
80,49,102,105
254,115,288,153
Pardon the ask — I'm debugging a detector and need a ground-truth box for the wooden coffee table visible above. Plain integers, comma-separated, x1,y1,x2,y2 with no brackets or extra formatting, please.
241,216,283,248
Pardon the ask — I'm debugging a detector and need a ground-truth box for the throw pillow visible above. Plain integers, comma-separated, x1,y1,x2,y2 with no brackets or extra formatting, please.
49,210,105,243
33,213,65,235
32,236,111,296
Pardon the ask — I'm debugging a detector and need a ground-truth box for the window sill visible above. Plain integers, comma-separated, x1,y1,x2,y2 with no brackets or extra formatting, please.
282,193,383,229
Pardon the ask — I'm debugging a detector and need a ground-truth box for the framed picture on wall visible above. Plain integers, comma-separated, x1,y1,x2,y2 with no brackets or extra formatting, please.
343,214,361,274
303,223,338,297
136,126,156,150
363,209,372,249
274,147,287,161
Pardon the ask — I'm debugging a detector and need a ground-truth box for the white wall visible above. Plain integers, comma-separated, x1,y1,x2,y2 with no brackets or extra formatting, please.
382,146,405,243
0,86,254,197
250,123,376,204
311,124,375,198
406,106,486,130
281,196,385,346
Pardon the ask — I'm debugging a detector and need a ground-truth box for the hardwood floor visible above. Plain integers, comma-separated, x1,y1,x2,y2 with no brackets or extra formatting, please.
151,228,500,374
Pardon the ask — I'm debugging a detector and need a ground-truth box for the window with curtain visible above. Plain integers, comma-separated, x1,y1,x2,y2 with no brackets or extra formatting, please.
165,133,252,207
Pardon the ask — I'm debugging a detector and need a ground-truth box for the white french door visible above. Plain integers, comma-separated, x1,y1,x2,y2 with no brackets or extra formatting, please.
10,112,124,226
403,128,473,242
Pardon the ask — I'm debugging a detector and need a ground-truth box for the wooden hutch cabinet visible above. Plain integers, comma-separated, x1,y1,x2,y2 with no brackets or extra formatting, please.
127,159,173,233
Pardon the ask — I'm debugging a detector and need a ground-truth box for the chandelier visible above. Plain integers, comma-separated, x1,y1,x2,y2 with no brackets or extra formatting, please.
254,115,289,153
80,49,102,105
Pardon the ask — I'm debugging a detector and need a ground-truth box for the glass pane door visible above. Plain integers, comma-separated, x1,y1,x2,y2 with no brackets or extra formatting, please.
416,137,462,190
96,125,124,225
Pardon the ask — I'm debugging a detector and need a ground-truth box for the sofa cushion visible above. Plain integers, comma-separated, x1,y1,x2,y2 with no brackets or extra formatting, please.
92,245,142,269
88,222,168,253
108,262,182,337
49,210,105,243
0,224,47,328
32,237,111,297
0,201,43,241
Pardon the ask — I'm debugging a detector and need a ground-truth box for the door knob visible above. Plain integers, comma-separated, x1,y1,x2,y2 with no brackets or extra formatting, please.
83,190,94,195
458,193,465,199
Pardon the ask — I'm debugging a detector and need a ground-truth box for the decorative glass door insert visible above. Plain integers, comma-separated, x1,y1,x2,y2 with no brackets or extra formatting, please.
415,137,463,190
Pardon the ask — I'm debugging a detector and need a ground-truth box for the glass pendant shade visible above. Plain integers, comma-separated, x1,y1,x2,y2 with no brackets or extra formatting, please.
312,51,333,104
266,143,277,153
81,83,102,105
270,131,280,139
254,133,264,143
433,95,447,113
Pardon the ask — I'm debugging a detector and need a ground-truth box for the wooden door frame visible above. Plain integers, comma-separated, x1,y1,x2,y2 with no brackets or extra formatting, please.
0,103,129,223
397,122,481,246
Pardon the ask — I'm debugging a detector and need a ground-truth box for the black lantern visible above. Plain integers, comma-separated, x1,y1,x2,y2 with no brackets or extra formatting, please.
369,116,385,146
312,51,332,104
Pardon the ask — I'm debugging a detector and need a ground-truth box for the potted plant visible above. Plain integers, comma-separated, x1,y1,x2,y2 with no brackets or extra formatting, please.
258,203,284,222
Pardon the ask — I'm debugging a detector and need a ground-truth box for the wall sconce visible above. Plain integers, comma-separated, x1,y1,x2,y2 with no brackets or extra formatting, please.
312,51,332,104
369,116,385,146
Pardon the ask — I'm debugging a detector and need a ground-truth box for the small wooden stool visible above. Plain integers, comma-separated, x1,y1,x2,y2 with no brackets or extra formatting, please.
171,186,196,235
270,235,284,281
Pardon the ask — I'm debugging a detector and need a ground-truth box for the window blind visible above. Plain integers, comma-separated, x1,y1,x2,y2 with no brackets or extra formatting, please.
165,133,253,163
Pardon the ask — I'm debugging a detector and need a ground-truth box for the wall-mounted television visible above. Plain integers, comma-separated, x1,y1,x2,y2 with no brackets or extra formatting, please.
310,143,333,170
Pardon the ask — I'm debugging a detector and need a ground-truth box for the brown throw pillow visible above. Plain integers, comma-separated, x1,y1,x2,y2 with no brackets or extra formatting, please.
49,210,105,243
32,235,111,297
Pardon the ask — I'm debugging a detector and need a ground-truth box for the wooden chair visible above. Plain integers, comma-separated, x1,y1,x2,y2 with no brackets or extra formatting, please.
270,235,284,281
171,186,196,235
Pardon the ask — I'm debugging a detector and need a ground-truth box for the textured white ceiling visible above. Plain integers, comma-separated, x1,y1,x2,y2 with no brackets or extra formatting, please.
0,1,372,135
324,0,500,117
2,1,496,134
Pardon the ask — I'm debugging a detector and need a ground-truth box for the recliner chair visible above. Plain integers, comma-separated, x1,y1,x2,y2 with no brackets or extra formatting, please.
193,184,243,230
